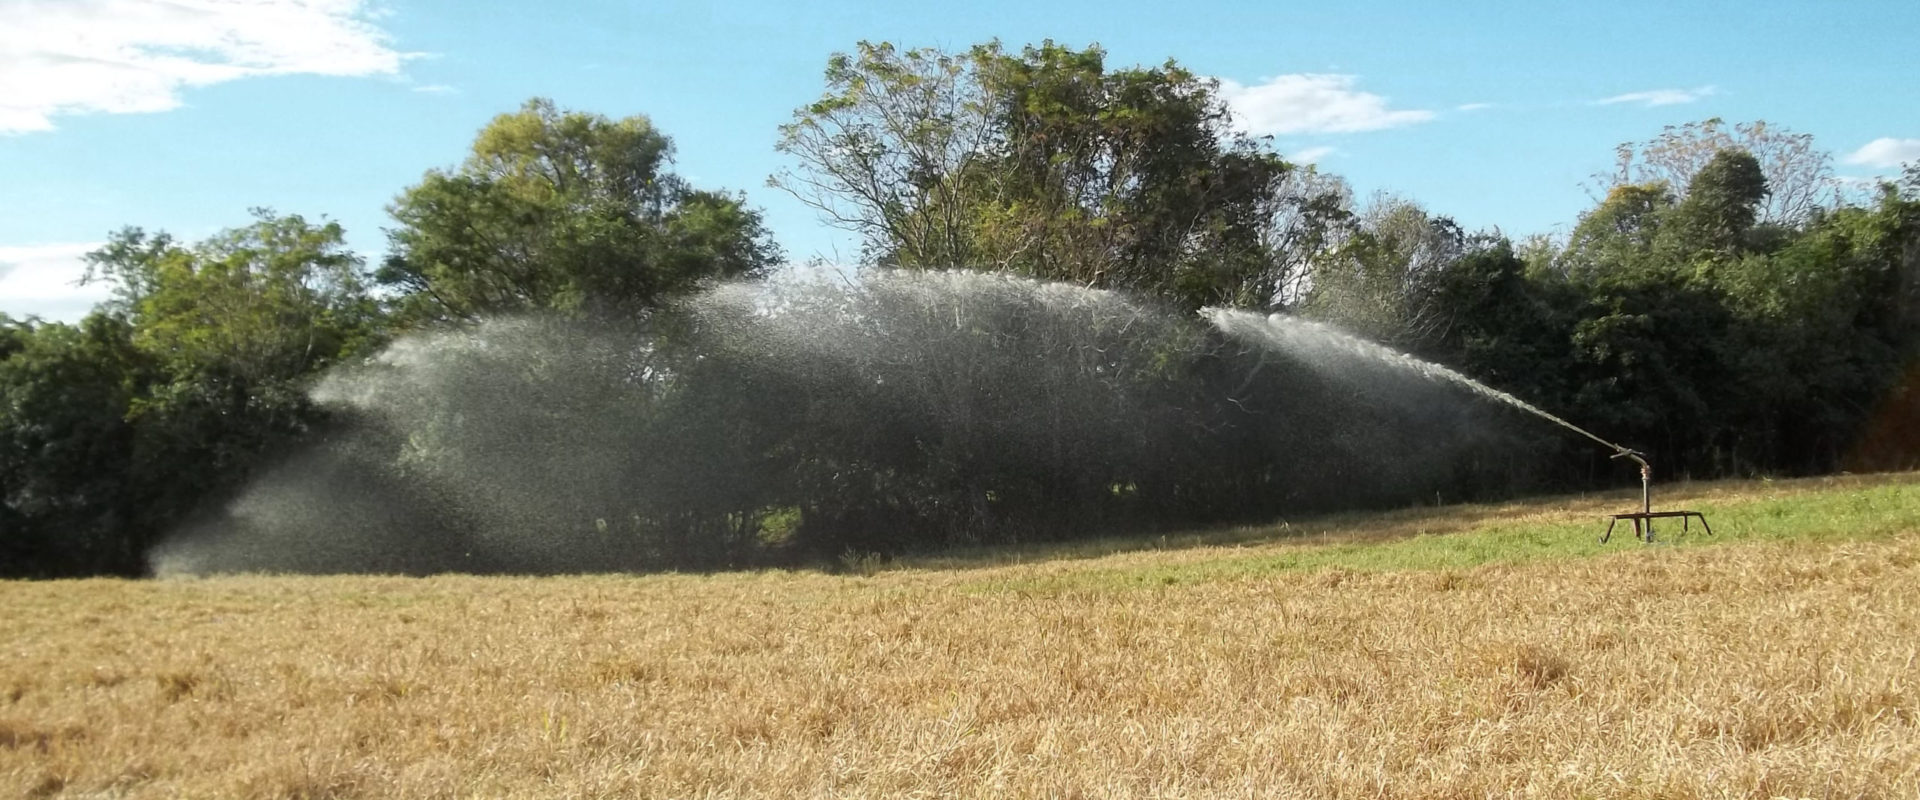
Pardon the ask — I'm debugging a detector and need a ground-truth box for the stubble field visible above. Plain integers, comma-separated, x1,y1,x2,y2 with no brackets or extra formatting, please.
5,473,1920,798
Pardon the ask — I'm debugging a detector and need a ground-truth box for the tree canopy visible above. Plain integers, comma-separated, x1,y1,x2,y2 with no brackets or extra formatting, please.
774,41,1323,311
382,98,781,323
1601,118,1839,227
6,212,383,576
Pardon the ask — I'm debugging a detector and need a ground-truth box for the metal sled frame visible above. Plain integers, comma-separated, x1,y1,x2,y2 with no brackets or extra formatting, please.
1598,450,1712,544
1602,510,1712,543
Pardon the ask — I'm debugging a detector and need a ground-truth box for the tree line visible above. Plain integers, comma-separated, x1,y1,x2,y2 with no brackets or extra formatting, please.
6,41,1920,577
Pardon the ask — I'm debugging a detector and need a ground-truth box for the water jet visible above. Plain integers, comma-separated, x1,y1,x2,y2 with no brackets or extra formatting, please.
1203,311,1710,544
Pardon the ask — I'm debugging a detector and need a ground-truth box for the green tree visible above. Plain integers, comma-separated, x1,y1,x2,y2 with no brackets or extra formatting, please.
1558,183,1674,281
1603,118,1838,226
1300,194,1462,344
1410,240,1570,399
971,42,1294,309
1719,187,1920,470
3,211,389,575
119,214,381,502
771,43,996,270
1662,149,1769,262
1564,150,1775,284
383,98,781,323
1563,275,1738,474
0,314,149,576
88,212,384,385
776,40,1300,310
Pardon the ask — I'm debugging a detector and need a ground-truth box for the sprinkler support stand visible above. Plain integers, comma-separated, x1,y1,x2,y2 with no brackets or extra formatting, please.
1600,449,1711,543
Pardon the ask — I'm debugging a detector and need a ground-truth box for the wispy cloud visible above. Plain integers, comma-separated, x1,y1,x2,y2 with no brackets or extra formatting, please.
1289,146,1337,165
411,83,458,95
1844,138,1920,169
1595,85,1717,107
1455,102,1495,112
1217,74,1434,136
0,242,111,322
0,0,412,134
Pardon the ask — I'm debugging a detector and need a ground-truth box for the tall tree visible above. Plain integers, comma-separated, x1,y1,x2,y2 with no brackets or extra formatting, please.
775,40,1301,310
383,98,781,323
1558,183,1675,281
0,314,148,576
969,42,1294,309
88,212,384,385
1300,194,1462,344
97,213,380,559
1603,118,1837,226
771,43,997,271
4,211,383,576
1265,167,1356,306
1663,149,1769,261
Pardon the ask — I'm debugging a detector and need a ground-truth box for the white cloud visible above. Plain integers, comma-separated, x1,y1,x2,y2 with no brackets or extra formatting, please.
1288,146,1336,165
0,0,410,134
0,242,112,322
1844,138,1920,168
1217,74,1434,136
1455,102,1494,112
411,83,457,95
1595,85,1717,107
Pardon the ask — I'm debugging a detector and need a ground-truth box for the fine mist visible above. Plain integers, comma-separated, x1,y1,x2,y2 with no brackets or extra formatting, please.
151,272,1555,576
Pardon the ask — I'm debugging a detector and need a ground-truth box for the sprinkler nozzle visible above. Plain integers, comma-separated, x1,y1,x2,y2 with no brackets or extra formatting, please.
1607,446,1651,476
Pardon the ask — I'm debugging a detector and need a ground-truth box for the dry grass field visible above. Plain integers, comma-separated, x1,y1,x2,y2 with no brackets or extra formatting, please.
5,474,1920,798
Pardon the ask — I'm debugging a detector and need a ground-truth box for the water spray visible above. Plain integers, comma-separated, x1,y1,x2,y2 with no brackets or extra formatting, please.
163,283,1714,576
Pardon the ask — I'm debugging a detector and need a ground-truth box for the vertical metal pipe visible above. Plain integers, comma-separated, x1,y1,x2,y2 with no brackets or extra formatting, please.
1641,463,1651,515
1612,449,1653,541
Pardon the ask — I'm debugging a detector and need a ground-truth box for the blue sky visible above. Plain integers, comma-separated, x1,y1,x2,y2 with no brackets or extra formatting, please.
3,0,1918,321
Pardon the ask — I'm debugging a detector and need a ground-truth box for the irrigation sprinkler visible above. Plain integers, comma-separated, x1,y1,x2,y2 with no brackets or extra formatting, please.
1453,387,1712,544
1502,400,1712,544
1202,309,1713,545
1597,447,1711,544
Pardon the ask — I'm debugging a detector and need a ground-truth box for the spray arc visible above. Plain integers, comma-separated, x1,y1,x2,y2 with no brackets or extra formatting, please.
163,286,1706,576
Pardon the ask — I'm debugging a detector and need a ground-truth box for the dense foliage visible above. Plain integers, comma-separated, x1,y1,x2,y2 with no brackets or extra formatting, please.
381,99,781,322
772,41,1337,311
5,44,1920,577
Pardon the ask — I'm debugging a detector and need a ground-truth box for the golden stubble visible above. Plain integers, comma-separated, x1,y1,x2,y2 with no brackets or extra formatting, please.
3,535,1917,797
